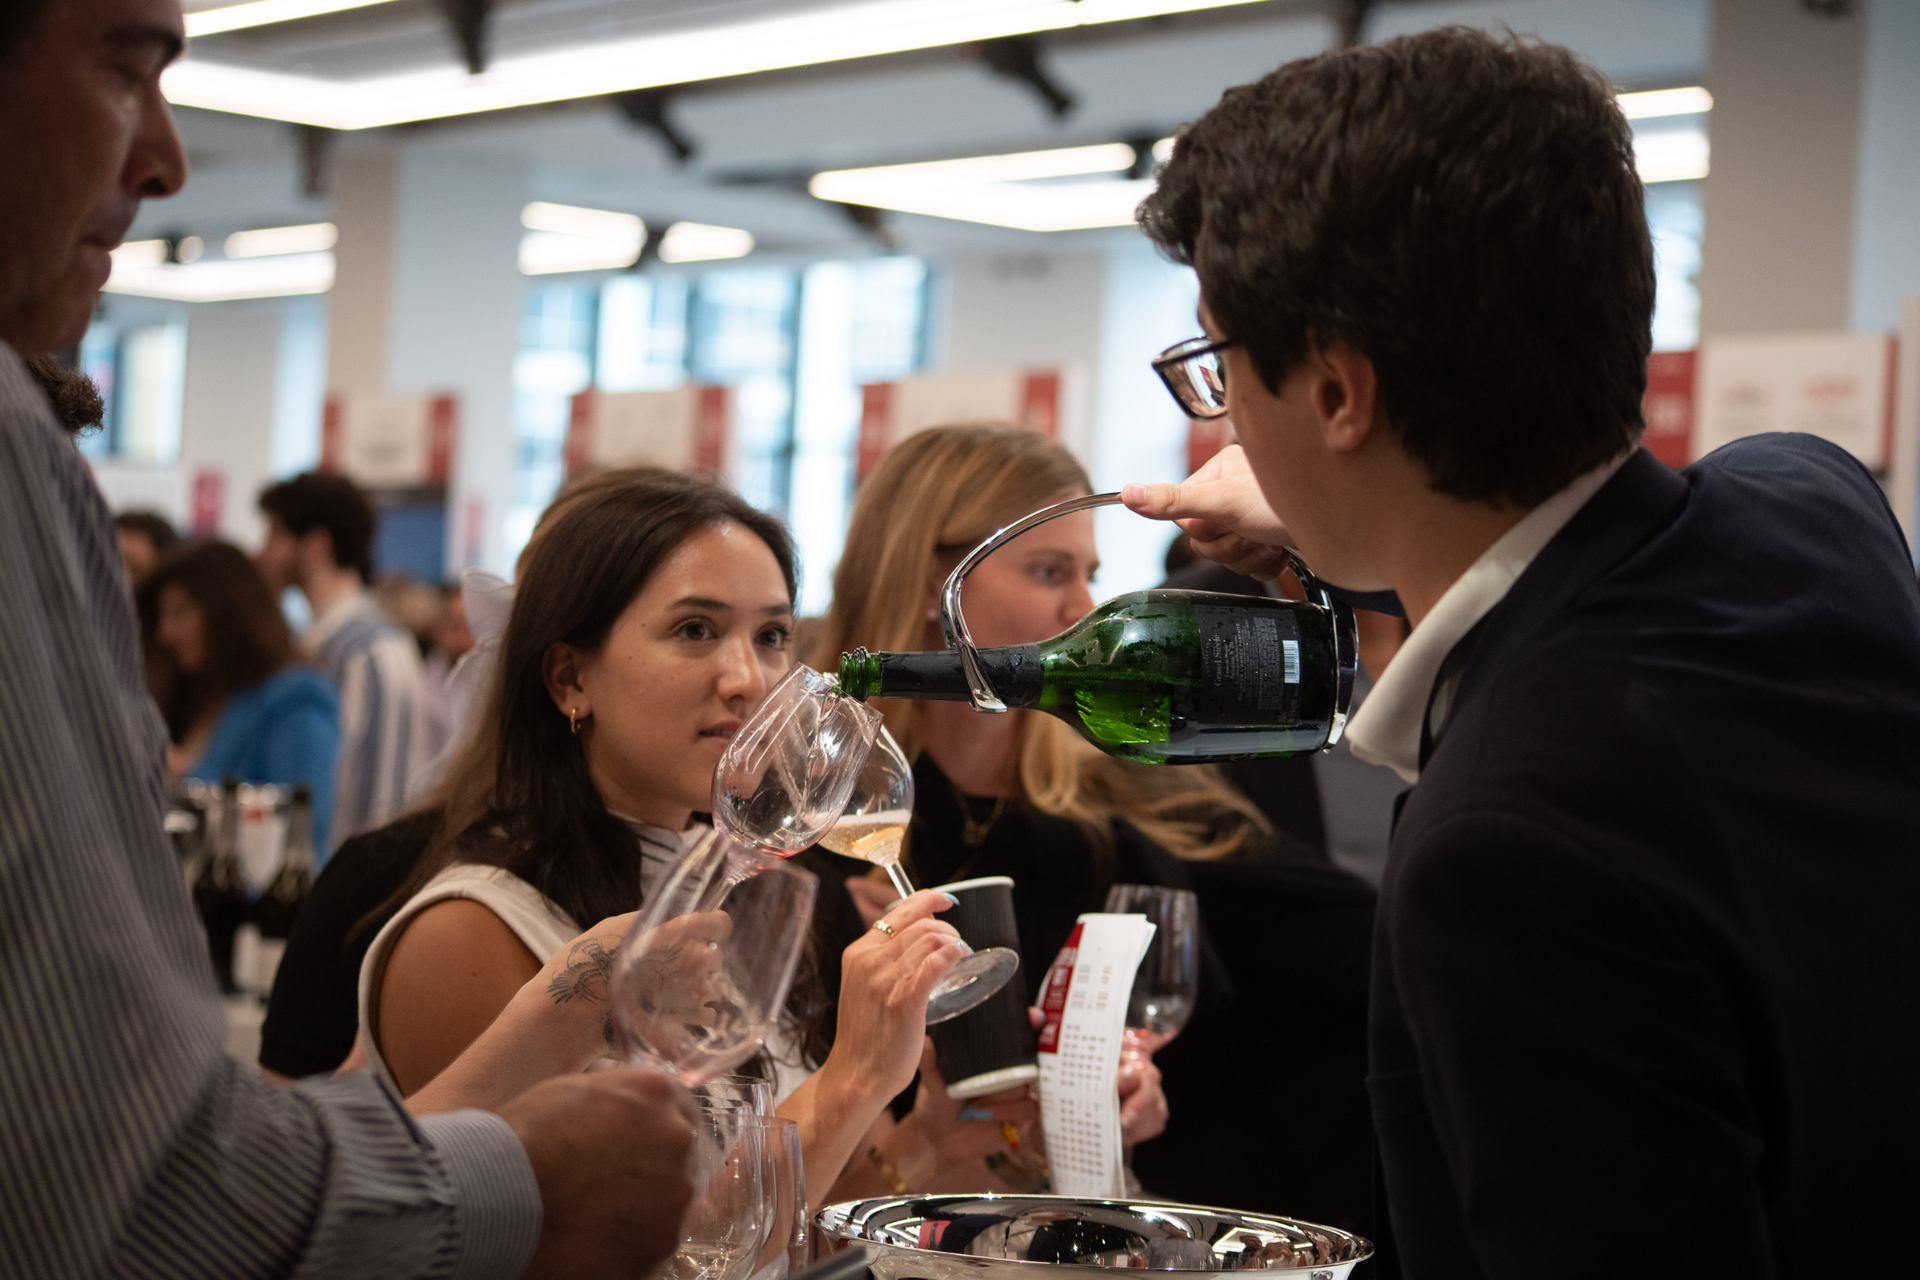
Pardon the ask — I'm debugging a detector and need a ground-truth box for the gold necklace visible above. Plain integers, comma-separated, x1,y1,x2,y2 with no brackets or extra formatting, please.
951,778,1010,848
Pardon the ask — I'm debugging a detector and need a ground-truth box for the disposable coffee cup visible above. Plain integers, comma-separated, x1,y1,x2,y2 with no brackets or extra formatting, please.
928,876,1039,1099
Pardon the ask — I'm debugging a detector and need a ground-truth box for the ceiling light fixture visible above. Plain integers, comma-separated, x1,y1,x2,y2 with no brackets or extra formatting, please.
164,0,1270,130
185,0,398,38
1617,86,1713,119
106,248,335,301
519,201,646,275
658,222,755,264
810,140,1163,232
224,221,338,257
1633,129,1710,183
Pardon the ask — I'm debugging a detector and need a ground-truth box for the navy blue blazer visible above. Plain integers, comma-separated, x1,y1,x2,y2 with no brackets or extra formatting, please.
1370,435,1920,1278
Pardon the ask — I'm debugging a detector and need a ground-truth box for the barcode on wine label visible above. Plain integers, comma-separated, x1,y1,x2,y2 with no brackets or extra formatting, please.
1283,639,1300,684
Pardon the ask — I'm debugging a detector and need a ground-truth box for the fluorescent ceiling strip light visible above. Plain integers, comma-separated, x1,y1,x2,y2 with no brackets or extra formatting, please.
1617,86,1713,120
811,140,1155,232
519,232,642,275
1634,130,1710,183
522,201,644,239
106,252,335,301
225,221,337,257
658,222,755,264
163,0,1269,130
185,0,397,37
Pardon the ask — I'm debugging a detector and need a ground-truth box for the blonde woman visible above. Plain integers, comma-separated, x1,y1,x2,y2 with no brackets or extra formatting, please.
807,424,1283,1201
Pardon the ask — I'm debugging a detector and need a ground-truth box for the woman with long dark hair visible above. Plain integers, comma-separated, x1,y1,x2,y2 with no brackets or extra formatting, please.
355,468,997,1204
142,540,339,851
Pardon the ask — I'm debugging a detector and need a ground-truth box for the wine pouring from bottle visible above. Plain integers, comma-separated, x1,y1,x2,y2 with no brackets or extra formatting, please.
838,492,1359,764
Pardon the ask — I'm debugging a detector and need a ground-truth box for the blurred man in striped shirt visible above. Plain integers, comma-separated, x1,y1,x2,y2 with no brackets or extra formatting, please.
259,472,428,852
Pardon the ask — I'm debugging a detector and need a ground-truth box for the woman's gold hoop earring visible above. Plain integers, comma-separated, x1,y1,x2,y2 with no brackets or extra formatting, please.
569,708,581,735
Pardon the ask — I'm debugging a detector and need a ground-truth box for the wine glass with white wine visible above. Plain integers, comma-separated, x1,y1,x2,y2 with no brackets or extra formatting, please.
818,727,1020,1024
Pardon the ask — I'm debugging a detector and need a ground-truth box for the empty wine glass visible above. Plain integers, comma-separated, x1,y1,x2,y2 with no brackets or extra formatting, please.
666,1106,773,1280
712,663,882,856
1105,882,1198,1186
821,727,1020,1025
697,1073,775,1115
769,1117,809,1274
1104,884,1200,1054
742,1115,806,1280
611,829,819,1085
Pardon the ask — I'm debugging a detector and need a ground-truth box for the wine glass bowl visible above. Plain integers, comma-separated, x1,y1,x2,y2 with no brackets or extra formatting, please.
821,727,1022,1025
1103,884,1199,1055
665,1106,773,1280
815,726,916,897
611,830,819,1086
712,663,882,856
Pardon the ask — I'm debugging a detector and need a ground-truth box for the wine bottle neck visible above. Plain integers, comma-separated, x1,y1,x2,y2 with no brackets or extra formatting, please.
839,645,1043,707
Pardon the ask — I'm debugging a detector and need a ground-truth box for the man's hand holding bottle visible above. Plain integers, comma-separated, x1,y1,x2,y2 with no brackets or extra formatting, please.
1122,445,1294,581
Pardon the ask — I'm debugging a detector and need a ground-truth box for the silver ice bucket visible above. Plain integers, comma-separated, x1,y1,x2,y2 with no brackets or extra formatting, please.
815,1196,1372,1280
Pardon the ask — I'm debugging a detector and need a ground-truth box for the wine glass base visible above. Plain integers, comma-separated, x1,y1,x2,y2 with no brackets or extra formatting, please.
925,946,1020,1024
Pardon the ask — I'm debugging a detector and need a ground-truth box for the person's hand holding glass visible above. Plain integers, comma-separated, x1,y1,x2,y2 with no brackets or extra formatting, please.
709,664,1016,1023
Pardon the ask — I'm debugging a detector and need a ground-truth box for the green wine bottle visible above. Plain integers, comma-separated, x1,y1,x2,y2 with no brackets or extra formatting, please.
838,588,1356,765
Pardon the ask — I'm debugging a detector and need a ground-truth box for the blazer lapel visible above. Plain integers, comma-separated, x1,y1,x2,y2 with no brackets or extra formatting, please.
1429,448,1691,755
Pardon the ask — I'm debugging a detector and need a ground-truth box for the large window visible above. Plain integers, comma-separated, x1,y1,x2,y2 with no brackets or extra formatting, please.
1646,181,1703,353
689,269,801,513
505,260,927,603
74,315,188,466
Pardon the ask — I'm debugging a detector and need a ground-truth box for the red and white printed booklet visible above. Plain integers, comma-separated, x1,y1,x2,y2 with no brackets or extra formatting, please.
1033,913,1157,1197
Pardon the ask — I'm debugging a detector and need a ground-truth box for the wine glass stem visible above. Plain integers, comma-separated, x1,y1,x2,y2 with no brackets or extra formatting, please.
882,859,916,901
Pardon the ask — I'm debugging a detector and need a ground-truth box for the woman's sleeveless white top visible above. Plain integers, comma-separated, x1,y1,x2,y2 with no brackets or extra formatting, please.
356,825,811,1102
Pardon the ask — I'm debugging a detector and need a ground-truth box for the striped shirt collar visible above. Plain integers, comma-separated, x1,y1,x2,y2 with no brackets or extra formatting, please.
1345,450,1632,784
303,586,375,654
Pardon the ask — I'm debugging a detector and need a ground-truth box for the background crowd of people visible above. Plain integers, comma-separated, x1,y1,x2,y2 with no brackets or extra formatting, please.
104,426,1387,1230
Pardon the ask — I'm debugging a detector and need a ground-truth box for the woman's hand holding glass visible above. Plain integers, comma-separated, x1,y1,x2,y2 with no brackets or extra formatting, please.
823,889,972,1099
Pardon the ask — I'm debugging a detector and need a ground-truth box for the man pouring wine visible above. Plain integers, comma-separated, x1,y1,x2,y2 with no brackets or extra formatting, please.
1120,26,1920,1280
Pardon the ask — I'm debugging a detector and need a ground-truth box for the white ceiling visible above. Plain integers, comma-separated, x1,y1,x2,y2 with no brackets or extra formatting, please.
138,0,1709,257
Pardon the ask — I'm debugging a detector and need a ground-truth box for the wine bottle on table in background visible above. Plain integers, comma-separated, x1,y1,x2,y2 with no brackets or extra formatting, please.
251,784,316,999
839,587,1353,765
191,776,249,994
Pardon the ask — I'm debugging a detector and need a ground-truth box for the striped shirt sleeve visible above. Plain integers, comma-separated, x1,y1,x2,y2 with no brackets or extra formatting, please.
0,348,539,1279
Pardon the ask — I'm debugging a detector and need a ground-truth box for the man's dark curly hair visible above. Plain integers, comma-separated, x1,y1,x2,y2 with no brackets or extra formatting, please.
0,1,52,67
1139,27,1653,508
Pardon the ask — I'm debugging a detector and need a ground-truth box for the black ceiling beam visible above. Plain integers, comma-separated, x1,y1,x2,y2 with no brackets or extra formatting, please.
438,0,494,75
1332,0,1375,47
975,35,1076,119
613,89,699,164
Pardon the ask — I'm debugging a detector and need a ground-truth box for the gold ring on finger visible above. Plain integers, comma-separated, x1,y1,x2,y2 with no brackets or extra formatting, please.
873,919,897,938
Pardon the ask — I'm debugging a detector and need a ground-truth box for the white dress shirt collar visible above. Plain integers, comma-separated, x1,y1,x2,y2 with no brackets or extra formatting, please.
1345,451,1633,783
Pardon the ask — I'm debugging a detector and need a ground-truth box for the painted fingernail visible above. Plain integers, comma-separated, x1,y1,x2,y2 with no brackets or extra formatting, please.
957,1105,993,1122
959,942,974,955
942,892,961,906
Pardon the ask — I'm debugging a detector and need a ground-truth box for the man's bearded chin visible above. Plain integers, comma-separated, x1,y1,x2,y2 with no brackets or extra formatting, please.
0,256,99,357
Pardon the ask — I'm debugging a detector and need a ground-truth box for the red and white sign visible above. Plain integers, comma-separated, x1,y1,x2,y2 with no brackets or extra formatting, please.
321,391,459,488
1641,350,1697,469
856,369,1064,479
1694,332,1898,471
566,385,731,476
189,469,224,535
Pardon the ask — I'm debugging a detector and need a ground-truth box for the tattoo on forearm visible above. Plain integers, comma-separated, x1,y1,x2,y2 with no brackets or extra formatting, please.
548,937,615,1006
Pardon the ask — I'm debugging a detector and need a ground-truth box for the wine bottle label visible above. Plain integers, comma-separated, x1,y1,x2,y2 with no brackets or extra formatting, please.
1195,604,1301,719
